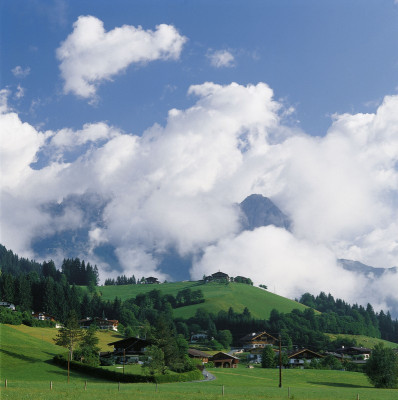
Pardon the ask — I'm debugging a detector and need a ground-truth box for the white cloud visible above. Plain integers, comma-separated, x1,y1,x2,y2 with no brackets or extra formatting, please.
207,49,235,68
11,66,31,78
57,16,187,99
14,85,25,99
191,227,365,303
1,82,398,313
48,122,121,150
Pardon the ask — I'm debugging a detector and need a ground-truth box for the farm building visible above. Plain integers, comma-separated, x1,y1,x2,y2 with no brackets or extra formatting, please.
188,348,211,363
211,352,239,368
240,331,278,351
105,336,152,364
80,317,118,331
204,271,230,282
287,349,324,367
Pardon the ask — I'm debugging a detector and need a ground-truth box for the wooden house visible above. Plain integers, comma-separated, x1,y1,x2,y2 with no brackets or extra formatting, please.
211,352,239,368
190,332,209,342
188,348,211,363
106,337,152,364
287,349,324,367
32,312,56,321
335,346,372,361
80,317,118,331
0,301,16,311
145,277,160,284
204,271,230,282
240,331,278,352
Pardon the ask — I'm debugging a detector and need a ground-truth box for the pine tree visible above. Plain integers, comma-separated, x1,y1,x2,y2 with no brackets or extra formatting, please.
261,346,276,368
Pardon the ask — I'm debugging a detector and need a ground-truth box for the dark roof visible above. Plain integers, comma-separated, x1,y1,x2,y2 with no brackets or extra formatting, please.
288,349,324,359
211,351,239,361
240,331,278,342
188,348,211,358
108,336,151,348
80,317,118,326
145,276,159,282
211,271,229,278
335,346,372,354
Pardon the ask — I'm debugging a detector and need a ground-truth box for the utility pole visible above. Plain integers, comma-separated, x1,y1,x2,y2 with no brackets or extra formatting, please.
279,334,282,388
67,350,70,383
123,348,125,375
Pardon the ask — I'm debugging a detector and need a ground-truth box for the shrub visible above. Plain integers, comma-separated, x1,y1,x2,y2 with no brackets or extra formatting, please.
53,354,203,384
364,344,398,388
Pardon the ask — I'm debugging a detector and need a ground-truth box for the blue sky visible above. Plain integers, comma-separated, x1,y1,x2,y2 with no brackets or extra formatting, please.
2,0,398,136
1,0,398,313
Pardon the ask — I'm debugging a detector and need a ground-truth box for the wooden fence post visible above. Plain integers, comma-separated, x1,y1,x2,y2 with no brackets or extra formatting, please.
5,379,7,388
50,381,52,390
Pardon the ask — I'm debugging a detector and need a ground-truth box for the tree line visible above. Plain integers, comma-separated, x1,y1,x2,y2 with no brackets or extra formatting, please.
1,243,397,351
299,292,398,343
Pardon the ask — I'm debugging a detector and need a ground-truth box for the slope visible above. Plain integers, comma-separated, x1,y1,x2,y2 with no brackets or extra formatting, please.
98,281,308,320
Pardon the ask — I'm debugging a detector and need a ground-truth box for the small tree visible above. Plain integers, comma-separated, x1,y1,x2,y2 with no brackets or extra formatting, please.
261,346,276,368
54,311,83,360
77,325,100,365
364,344,398,388
143,345,166,375
216,330,233,349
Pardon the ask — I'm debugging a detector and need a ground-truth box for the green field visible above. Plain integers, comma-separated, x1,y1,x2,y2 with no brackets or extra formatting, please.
97,281,309,320
7,324,123,351
326,333,398,350
2,323,398,399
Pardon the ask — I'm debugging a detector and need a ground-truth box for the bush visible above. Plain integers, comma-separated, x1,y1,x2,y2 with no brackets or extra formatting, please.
53,354,203,384
53,354,153,383
154,369,203,383
261,346,275,368
205,361,214,368
364,344,398,388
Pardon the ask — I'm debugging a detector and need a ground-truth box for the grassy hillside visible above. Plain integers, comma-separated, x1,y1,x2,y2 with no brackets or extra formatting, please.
0,324,66,382
6,324,123,352
325,333,398,349
98,281,309,319
1,323,396,399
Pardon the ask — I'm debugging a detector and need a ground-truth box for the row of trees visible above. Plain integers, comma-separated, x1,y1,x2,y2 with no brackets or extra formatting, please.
299,292,398,342
61,258,99,286
104,274,140,285
0,245,99,287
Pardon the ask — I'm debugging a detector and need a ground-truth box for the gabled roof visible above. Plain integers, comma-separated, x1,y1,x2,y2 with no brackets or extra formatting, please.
188,348,211,358
211,351,239,361
288,349,324,359
107,336,150,348
335,346,372,354
240,331,278,343
80,317,118,326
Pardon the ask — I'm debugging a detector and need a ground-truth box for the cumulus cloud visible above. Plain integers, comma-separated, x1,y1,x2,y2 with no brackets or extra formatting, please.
11,66,31,78
57,16,187,99
1,82,398,314
191,226,365,303
207,49,235,68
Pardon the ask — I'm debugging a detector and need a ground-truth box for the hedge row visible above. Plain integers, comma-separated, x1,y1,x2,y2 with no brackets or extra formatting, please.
154,368,203,383
53,354,203,384
53,354,153,383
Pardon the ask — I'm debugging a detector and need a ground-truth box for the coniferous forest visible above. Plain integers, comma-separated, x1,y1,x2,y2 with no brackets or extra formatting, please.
1,244,397,352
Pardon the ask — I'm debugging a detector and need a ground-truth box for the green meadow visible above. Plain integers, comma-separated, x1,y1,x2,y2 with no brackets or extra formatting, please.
97,281,309,320
325,333,398,349
2,323,398,399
